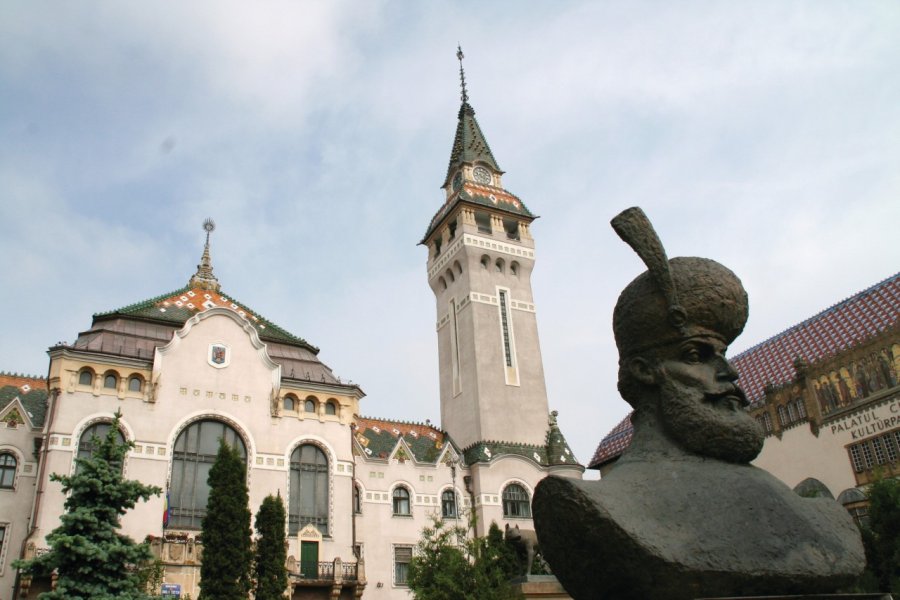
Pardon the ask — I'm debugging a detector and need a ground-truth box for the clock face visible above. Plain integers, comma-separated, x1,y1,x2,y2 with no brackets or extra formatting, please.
473,166,492,184
452,172,463,191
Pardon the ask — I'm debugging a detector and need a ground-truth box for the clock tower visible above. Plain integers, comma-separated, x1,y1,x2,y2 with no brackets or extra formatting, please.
421,49,552,451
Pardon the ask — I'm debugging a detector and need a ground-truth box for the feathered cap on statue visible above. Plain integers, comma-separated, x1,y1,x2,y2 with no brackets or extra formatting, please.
611,207,748,360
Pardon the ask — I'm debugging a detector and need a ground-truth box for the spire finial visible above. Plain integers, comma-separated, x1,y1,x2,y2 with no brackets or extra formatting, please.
189,218,221,292
456,44,469,104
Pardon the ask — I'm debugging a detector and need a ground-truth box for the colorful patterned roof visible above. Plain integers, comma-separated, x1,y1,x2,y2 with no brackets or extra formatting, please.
443,102,502,188
93,286,318,351
589,272,900,469
354,417,452,464
0,373,49,427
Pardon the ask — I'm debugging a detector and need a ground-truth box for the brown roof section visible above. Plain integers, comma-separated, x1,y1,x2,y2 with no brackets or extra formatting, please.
589,272,900,469
0,373,47,390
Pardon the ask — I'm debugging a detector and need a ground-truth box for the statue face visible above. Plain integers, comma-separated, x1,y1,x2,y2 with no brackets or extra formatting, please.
653,336,763,463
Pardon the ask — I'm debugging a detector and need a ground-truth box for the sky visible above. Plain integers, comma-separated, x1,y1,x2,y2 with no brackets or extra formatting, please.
1,1,899,471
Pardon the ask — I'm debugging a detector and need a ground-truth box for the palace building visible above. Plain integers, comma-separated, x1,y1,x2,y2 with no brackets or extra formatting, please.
591,272,900,521
0,62,582,599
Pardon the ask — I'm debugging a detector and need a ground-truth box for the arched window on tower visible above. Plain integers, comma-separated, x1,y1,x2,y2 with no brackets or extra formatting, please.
304,397,318,414
283,395,297,412
128,375,143,392
289,444,329,535
103,372,118,390
502,483,531,518
325,401,337,416
78,369,94,386
169,420,246,529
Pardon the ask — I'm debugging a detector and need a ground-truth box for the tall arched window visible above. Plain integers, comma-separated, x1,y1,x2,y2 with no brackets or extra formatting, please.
502,483,531,518
393,486,411,516
353,483,362,514
77,422,126,472
0,453,17,488
441,489,457,518
170,420,246,529
290,444,329,535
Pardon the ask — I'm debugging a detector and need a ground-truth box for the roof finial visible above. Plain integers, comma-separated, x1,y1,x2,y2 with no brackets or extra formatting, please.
189,218,221,292
456,44,469,104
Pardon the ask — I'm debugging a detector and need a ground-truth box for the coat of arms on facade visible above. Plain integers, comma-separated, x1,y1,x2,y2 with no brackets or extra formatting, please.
208,343,230,369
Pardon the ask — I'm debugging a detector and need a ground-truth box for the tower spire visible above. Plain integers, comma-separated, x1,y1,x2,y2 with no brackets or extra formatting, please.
457,44,469,105
189,218,221,291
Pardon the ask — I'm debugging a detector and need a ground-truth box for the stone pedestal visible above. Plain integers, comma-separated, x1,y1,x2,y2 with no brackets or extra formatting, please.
510,575,572,599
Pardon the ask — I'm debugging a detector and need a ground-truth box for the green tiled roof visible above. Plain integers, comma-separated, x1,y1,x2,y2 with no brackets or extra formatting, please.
0,385,49,428
93,286,319,353
462,417,581,468
443,102,502,188
354,417,453,464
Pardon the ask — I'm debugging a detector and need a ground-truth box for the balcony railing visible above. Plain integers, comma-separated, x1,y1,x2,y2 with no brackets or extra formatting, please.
294,560,358,582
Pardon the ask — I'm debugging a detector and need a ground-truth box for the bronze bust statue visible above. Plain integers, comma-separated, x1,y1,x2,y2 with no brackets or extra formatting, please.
533,207,865,600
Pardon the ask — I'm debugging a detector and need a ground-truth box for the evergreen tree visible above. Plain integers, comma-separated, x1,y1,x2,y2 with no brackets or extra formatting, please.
253,494,288,600
13,411,161,600
861,476,900,593
408,516,522,600
198,440,252,600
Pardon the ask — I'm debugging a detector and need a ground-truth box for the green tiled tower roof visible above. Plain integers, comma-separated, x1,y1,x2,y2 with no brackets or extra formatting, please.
442,102,502,189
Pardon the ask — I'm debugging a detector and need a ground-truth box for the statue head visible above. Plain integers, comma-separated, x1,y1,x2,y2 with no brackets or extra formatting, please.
611,208,762,463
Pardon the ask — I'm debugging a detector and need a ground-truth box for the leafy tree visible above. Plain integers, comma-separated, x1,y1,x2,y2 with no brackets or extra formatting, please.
408,516,522,600
198,440,252,600
860,476,900,593
14,411,161,599
253,494,288,600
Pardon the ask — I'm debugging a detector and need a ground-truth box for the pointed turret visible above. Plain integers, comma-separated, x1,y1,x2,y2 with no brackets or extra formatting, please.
188,218,221,292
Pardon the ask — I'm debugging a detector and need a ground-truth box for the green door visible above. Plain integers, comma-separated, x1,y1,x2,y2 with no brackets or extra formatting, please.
300,541,319,579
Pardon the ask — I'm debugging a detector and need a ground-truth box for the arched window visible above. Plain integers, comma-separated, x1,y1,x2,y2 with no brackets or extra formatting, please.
170,420,246,529
439,276,447,291
502,483,531,518
128,376,143,392
480,255,490,270
495,258,505,273
304,398,317,413
454,261,463,275
441,489,457,518
446,269,455,283
777,405,788,427
289,444,329,535
78,422,126,466
0,453,17,488
103,373,118,389
78,369,93,386
353,483,362,514
283,395,296,412
510,261,519,277
393,486,410,516
325,401,337,416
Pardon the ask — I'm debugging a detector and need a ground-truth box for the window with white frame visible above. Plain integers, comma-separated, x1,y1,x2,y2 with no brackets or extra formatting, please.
0,454,16,489
289,444,329,535
502,483,531,518
394,545,413,586
441,489,457,518
393,486,411,516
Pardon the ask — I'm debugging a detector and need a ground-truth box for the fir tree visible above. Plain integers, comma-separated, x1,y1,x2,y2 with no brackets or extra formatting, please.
253,494,288,600
13,410,161,600
408,516,522,600
860,476,900,593
198,439,252,600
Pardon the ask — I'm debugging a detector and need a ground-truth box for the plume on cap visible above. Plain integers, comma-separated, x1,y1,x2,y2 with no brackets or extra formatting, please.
611,207,748,358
